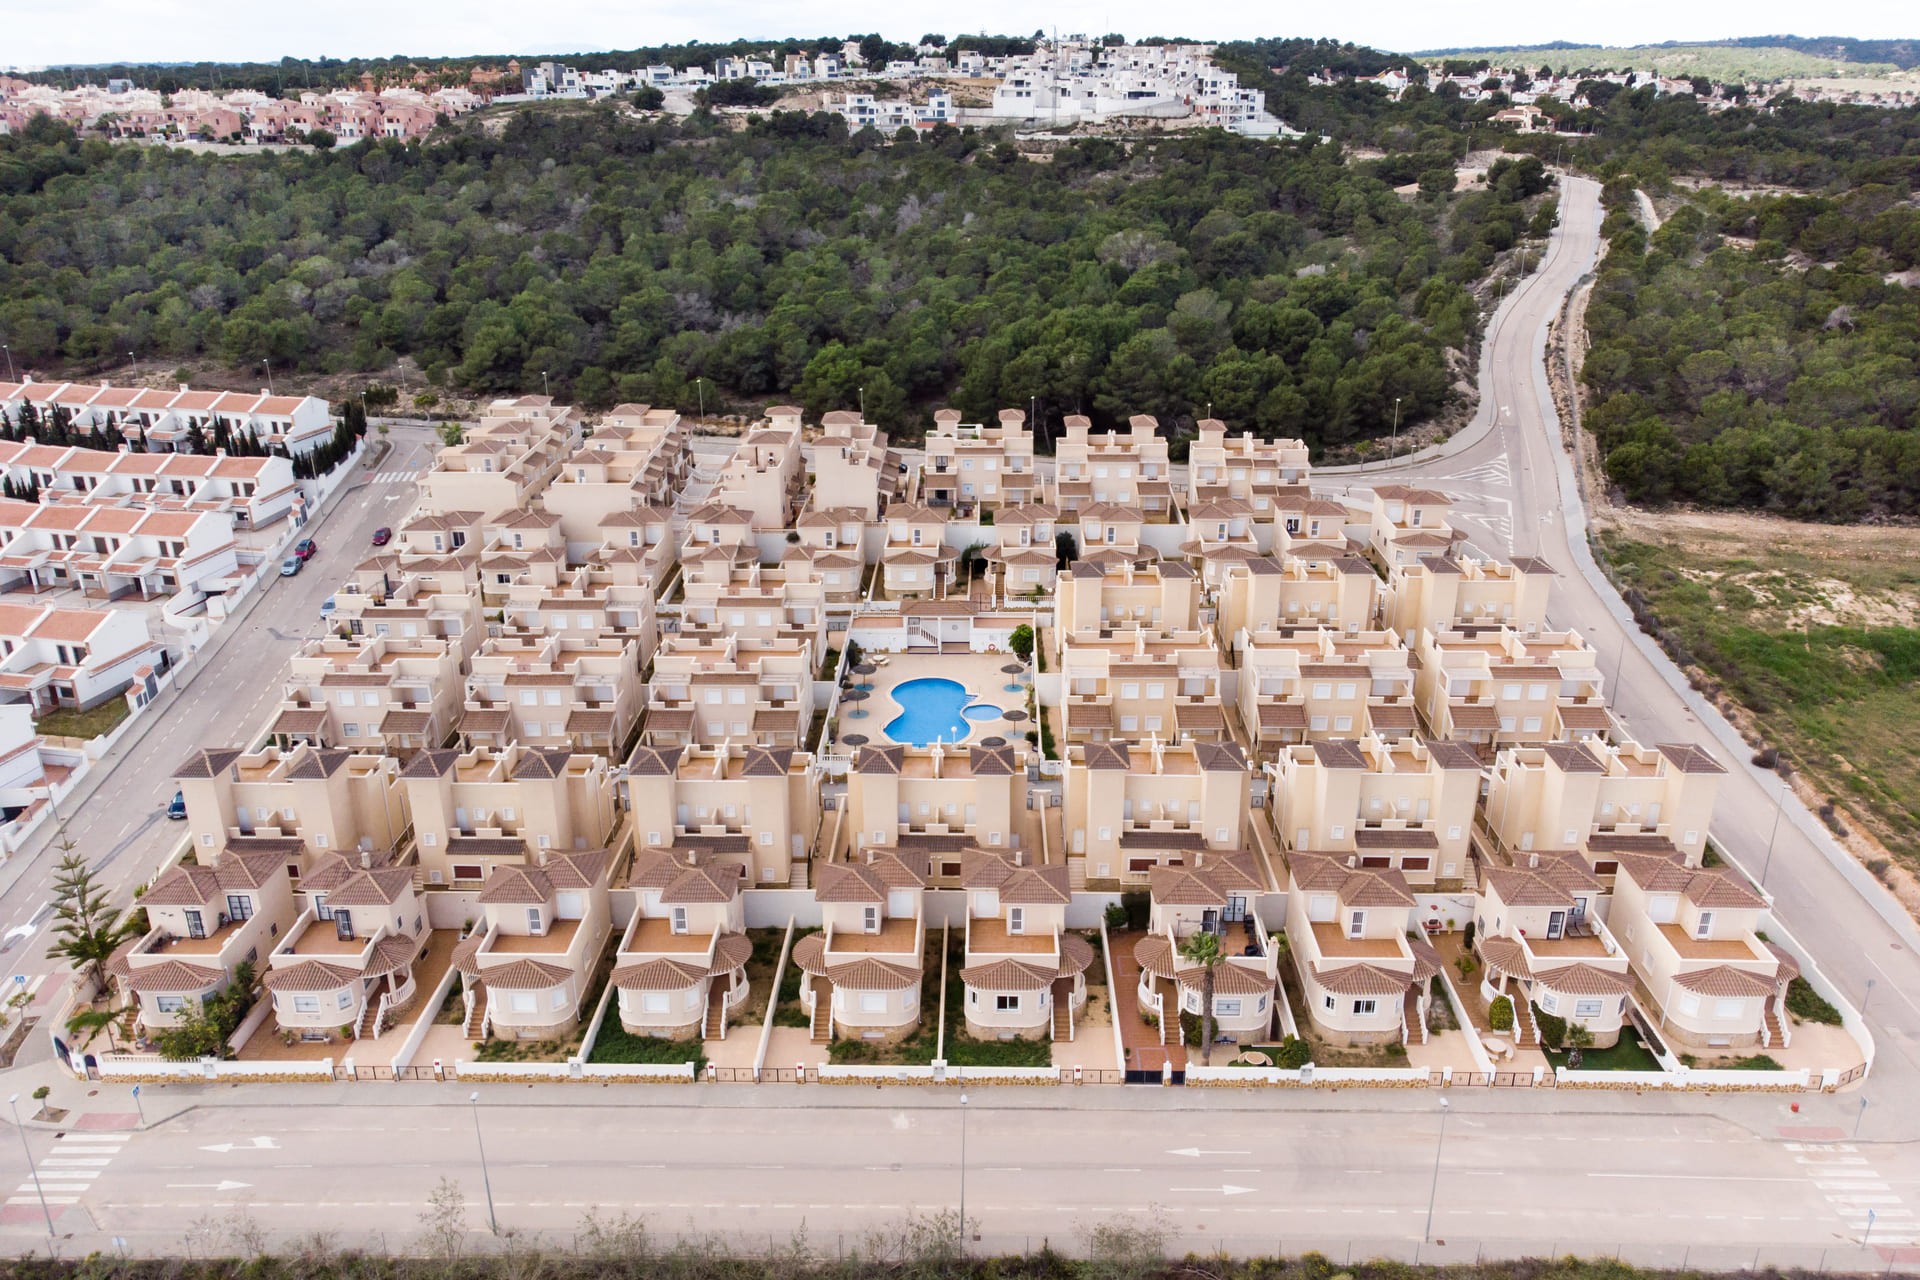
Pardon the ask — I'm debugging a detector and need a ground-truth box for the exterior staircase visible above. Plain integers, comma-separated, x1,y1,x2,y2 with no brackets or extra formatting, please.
1051,977,1074,1042
703,986,728,1040
354,979,388,1040
1515,999,1541,1048
462,980,488,1039
809,977,834,1044
1156,977,1181,1046
788,858,810,889
1403,987,1428,1045
1763,1005,1789,1049
1066,858,1088,890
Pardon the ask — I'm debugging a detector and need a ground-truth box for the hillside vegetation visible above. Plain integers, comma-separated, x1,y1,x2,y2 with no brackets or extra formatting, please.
0,110,1552,448
1418,44,1901,82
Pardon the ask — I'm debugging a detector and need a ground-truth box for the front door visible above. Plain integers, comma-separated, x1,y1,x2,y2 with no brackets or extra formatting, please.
335,912,355,942
184,909,206,940
1547,910,1566,940
1201,908,1219,933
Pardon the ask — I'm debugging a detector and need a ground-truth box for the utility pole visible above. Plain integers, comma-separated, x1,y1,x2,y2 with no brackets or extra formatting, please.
468,1091,498,1233
261,359,274,396
1759,777,1787,886
8,1093,56,1253
957,1086,971,1255
2,345,14,382
1423,1097,1450,1241
1388,396,1403,466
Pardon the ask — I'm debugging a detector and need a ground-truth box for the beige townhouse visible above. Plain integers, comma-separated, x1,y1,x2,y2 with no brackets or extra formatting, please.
643,635,815,749
261,853,432,1041
477,510,569,605
1071,504,1148,570
959,850,1094,1041
541,412,687,556
590,505,678,590
1484,738,1725,871
1063,738,1252,883
458,633,645,756
1413,625,1606,751
791,851,929,1043
1235,627,1417,751
1271,736,1483,889
453,849,614,1040
1610,851,1791,1050
393,510,484,561
500,580,657,654
879,502,960,600
1186,421,1310,512
1058,629,1227,745
1473,855,1634,1047
1383,554,1555,637
846,742,1031,874
704,412,804,531
611,849,753,1039
268,635,465,755
1055,558,1199,638
1178,498,1264,584
810,411,901,517
1131,850,1281,1046
625,743,819,887
399,745,620,888
1367,485,1463,569
791,508,870,602
1284,852,1443,1046
922,409,1038,512
1214,554,1379,652
678,503,758,587
326,559,483,660
1052,415,1173,519
173,745,408,879
680,564,827,655
107,851,295,1032
983,503,1061,600
418,411,575,520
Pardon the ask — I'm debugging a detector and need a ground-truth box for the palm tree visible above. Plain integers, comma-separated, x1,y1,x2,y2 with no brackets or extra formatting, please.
65,1007,120,1052
1178,930,1224,1066
44,840,129,991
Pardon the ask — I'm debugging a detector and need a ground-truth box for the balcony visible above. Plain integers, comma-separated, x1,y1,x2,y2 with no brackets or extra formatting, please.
275,909,377,964
966,916,1057,957
134,919,245,960
824,916,920,959
1309,920,1410,962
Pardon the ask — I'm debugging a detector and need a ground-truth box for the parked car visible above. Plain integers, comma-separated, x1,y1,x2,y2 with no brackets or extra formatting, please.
166,791,187,820
293,537,319,560
280,556,302,577
370,527,392,546
320,595,337,621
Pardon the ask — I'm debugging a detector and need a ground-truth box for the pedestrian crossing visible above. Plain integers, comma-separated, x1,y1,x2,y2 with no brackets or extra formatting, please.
10,1128,131,1206
1790,1141,1913,1245
1445,458,1515,487
370,468,419,484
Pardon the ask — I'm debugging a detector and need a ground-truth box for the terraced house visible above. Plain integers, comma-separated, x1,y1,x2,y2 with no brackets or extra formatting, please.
624,743,818,888
959,849,1093,1041
612,848,753,1041
793,851,929,1044
455,849,614,1040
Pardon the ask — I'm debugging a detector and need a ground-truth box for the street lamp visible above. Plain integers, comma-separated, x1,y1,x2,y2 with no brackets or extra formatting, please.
1759,777,1787,886
1862,978,1877,1020
2,345,14,382
695,378,705,419
541,370,550,399
1854,1095,1869,1140
468,1091,498,1234
261,359,274,396
859,385,865,419
1422,1097,1449,1242
957,1088,970,1255
8,1092,57,1252
1388,396,1403,466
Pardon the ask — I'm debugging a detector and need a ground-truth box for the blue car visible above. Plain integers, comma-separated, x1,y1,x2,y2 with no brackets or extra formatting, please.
166,790,187,820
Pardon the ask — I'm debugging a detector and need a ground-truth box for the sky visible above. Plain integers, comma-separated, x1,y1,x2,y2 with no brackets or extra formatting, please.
1,0,1915,68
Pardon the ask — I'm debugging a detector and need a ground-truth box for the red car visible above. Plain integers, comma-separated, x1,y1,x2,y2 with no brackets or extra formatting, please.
293,537,318,561
371,527,392,546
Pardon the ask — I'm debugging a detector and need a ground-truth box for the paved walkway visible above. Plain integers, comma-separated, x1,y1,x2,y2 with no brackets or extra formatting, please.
1107,929,1184,1076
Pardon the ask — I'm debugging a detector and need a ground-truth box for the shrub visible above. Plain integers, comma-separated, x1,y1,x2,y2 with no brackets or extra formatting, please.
1119,890,1150,930
1532,1004,1567,1051
1725,1053,1785,1071
1273,1036,1311,1069
1104,902,1128,931
1489,995,1514,1032
1786,976,1843,1025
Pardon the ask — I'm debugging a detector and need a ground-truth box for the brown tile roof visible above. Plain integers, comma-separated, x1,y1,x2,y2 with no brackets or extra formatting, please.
827,957,921,991
612,958,710,989
1257,702,1309,729
401,748,460,778
1311,739,1366,769
1657,743,1725,774
479,864,558,905
1367,702,1419,731
1670,965,1776,998
1081,742,1131,771
1210,962,1277,995
1424,740,1486,771
960,853,1071,904
742,746,794,777
1407,931,1444,982
1192,740,1246,771
143,852,286,905
791,932,828,975
1352,828,1439,850
174,747,243,779
1120,829,1206,850
814,861,889,904
483,958,574,989
325,867,415,907
969,743,1019,776
448,836,531,857
1684,871,1767,910
854,744,905,775
1148,851,1265,905
512,746,577,780
960,958,1055,992
1585,833,1680,857
1557,703,1613,731
270,707,331,737
1477,937,1531,980
1533,962,1633,995
1764,941,1801,981
1058,932,1095,976
1315,962,1414,996
369,934,425,975
125,959,225,993
1449,703,1502,730
1289,852,1415,907
1543,742,1605,774
712,933,753,974
263,960,363,993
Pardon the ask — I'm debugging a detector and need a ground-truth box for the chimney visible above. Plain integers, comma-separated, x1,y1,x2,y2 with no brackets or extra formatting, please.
360,850,372,869
1345,853,1357,868
178,383,190,393
1528,852,1540,869
1013,849,1024,867
686,848,696,866
537,848,548,866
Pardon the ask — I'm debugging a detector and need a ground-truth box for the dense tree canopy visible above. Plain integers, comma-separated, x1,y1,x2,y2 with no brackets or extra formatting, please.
1584,179,1920,520
0,108,1548,451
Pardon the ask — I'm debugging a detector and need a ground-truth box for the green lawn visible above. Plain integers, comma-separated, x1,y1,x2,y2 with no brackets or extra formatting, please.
588,1020,705,1071
1547,1026,1664,1073
35,698,131,741
1604,533,1920,867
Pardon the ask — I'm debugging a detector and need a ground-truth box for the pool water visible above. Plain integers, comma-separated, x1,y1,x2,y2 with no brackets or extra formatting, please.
883,678,1000,746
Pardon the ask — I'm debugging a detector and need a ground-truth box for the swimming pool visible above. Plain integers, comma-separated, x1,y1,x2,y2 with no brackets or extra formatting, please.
883,678,1000,746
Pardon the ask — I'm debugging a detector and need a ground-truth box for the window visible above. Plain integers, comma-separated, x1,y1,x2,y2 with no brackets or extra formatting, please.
293,996,320,1014
1540,992,1560,1013
642,992,670,1013
862,906,880,933
1007,906,1025,934
1714,999,1744,1020
1347,910,1366,939
226,895,253,922
995,995,1020,1011
1323,994,1336,1011
859,992,887,1013
337,991,353,1009
1679,993,1702,1017
511,992,537,1013
1574,999,1603,1018
551,988,570,1011
1215,998,1241,1017
1352,998,1378,1016
156,996,186,1013
671,907,688,934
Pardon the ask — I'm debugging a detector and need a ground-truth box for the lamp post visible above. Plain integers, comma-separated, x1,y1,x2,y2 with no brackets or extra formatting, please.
541,370,550,400
859,385,865,419
261,359,274,397
695,378,705,419
2,345,14,382
468,1091,498,1234
1422,1097,1449,1242
1759,777,1787,887
1388,396,1403,466
1854,1095,1869,1140
1862,978,1877,1020
957,1087,970,1255
8,1093,57,1252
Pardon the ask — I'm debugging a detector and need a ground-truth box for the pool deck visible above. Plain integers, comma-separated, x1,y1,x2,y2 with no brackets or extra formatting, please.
848,652,1030,749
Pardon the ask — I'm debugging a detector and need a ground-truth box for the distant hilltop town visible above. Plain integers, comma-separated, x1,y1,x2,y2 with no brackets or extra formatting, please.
0,77,487,142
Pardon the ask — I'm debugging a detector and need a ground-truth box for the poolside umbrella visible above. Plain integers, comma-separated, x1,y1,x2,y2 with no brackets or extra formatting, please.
840,733,870,747
853,662,877,675
979,736,1007,748
842,689,869,702
1002,708,1029,722
1000,662,1026,675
